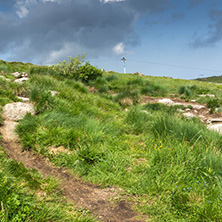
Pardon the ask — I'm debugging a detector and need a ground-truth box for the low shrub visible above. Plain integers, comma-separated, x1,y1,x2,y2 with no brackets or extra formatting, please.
77,62,103,83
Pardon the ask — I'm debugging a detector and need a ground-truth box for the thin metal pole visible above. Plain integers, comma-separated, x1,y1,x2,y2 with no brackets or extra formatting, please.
121,57,127,74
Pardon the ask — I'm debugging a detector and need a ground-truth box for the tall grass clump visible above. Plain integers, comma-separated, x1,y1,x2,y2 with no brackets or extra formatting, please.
125,106,152,134
178,85,197,98
105,74,119,82
114,89,141,107
64,80,89,94
30,86,55,114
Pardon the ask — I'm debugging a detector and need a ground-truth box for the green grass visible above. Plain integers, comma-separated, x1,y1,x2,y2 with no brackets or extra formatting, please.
0,148,95,222
2,60,222,221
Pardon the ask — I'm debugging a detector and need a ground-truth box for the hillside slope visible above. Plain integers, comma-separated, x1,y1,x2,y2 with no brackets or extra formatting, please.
1,60,222,221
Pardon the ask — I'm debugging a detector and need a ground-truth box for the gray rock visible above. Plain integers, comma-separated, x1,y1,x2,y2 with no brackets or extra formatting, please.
209,118,222,123
2,102,35,121
17,96,30,102
183,113,196,119
50,91,59,96
208,124,222,135
15,77,29,83
12,72,22,78
12,72,28,78
199,94,215,98
158,98,174,106
191,104,205,110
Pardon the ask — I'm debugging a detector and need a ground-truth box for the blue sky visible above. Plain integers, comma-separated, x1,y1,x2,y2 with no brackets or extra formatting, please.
1,0,222,79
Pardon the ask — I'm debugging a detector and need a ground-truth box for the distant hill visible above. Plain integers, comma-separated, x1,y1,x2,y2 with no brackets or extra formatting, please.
196,75,222,83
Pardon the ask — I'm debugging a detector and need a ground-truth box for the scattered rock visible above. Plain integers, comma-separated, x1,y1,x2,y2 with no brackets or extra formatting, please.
17,96,30,102
158,98,174,106
15,77,29,83
183,113,196,119
191,104,205,110
12,72,28,78
50,91,59,96
185,108,191,111
208,124,222,135
199,94,215,98
177,109,184,113
209,118,222,123
191,100,196,103
2,102,35,121
124,108,129,112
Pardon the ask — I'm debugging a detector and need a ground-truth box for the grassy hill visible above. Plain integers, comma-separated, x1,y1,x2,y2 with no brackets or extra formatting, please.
196,75,222,83
1,59,222,221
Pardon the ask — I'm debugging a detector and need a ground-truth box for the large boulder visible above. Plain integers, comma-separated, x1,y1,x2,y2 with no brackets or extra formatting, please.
2,102,35,121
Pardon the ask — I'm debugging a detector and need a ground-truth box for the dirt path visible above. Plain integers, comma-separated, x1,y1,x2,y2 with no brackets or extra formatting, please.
143,96,222,124
0,120,146,222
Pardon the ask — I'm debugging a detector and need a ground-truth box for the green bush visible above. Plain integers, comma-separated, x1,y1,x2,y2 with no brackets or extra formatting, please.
50,55,85,78
77,62,103,83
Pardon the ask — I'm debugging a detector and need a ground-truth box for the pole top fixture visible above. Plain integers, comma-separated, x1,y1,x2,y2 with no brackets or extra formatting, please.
121,57,126,61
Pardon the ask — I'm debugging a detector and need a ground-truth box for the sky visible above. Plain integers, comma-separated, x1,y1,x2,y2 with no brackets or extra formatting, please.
1,0,222,79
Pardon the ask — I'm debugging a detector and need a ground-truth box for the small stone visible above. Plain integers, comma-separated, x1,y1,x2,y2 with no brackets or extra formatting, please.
191,100,196,103
17,96,29,102
50,91,59,96
199,94,215,98
12,72,22,78
183,113,196,119
192,104,205,110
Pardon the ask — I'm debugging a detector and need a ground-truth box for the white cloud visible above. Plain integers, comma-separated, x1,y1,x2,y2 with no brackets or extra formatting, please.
15,0,60,18
15,0,37,18
113,42,125,55
113,42,134,55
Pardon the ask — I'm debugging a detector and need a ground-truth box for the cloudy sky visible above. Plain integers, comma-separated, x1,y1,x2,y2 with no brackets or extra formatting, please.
1,0,222,79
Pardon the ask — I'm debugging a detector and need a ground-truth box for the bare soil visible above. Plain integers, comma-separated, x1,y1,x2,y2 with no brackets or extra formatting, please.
0,119,147,222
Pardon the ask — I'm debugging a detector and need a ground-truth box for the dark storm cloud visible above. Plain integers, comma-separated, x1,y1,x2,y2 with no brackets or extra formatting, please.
191,10,222,48
125,0,172,13
189,0,204,8
0,0,173,63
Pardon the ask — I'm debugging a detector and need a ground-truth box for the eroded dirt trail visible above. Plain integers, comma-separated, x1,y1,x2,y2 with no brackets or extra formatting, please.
0,120,146,222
